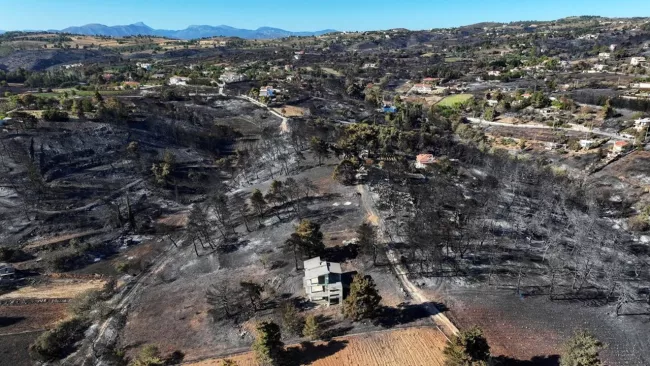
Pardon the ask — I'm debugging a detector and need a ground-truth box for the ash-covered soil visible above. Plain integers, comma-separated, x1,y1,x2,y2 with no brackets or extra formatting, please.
118,159,416,362
0,96,277,271
441,287,650,365
0,49,119,71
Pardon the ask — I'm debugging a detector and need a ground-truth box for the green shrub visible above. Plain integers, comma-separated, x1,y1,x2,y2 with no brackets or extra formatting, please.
29,317,89,361
115,261,129,273
129,344,165,366
42,108,69,122
47,250,84,272
560,331,604,366
628,215,649,232
68,290,103,316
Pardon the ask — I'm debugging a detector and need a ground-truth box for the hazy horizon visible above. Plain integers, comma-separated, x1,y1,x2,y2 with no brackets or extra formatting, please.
1,0,649,32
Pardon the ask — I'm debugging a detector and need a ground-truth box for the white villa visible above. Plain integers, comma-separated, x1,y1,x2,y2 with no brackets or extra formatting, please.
631,57,647,66
598,52,611,60
634,117,650,131
169,76,190,86
303,257,343,306
219,72,248,84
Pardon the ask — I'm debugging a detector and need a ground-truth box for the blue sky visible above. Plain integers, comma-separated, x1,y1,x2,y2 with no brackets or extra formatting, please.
1,0,649,31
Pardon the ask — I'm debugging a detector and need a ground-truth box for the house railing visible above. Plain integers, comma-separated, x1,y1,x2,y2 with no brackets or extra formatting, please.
307,283,342,294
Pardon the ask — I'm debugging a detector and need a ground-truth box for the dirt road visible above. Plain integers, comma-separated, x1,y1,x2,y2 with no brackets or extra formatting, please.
235,94,290,133
70,239,180,365
466,117,632,141
356,185,459,338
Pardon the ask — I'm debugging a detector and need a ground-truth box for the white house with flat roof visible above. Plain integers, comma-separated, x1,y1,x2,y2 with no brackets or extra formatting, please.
303,257,343,306
631,57,647,66
634,117,650,131
579,139,596,149
169,76,190,86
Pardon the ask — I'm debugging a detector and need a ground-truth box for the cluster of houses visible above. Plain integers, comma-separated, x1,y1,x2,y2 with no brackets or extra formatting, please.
409,77,461,95
591,54,647,73
62,63,83,69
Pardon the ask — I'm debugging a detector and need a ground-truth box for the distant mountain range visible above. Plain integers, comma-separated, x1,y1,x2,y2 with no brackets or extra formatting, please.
53,22,335,40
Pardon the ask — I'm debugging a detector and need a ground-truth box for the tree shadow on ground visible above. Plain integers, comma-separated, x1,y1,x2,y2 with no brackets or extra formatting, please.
321,325,354,340
164,350,185,364
0,316,25,327
314,315,337,329
219,237,250,253
284,340,349,364
492,355,560,366
303,207,355,225
373,302,435,328
313,315,354,340
323,244,358,263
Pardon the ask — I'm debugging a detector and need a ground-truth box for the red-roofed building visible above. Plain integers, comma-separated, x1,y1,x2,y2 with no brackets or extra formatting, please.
122,81,140,89
415,154,436,169
612,141,630,154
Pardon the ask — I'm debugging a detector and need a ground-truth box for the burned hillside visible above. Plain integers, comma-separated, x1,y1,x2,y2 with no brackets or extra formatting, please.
0,95,277,274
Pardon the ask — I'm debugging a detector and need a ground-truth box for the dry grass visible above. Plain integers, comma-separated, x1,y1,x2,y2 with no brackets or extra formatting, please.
23,230,103,251
273,105,308,117
156,213,189,228
321,67,342,77
0,303,69,334
0,279,106,300
187,327,448,366
8,34,184,50
366,213,380,226
423,96,444,104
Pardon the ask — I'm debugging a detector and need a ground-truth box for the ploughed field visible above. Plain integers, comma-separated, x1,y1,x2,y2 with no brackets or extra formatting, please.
187,327,448,366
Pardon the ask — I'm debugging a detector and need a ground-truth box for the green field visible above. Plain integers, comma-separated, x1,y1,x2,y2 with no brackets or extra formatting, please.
321,67,342,76
444,57,464,63
437,94,473,107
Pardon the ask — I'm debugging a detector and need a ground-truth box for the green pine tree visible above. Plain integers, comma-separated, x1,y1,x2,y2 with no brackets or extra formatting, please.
302,315,321,340
252,321,284,366
295,219,324,257
560,331,604,366
343,273,382,320
443,327,491,366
